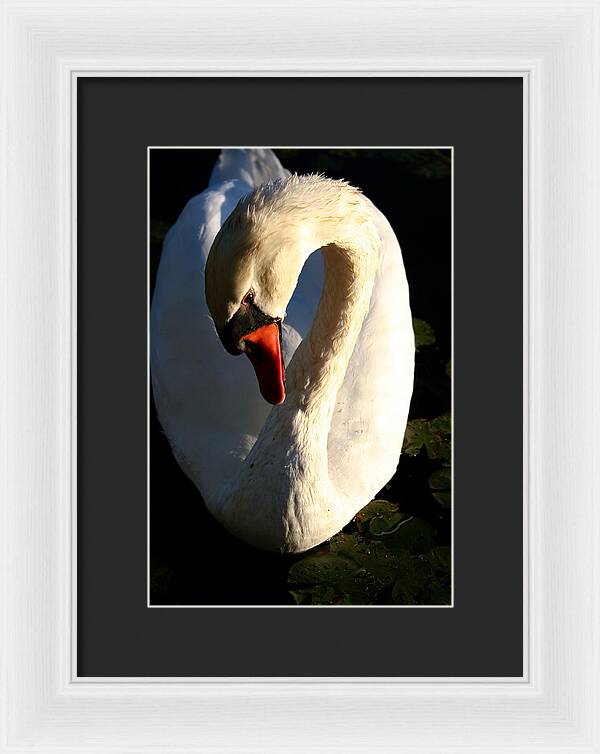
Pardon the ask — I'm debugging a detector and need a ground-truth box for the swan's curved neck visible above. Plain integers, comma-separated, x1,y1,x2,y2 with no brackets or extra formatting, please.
287,239,377,425
260,180,380,444
216,178,382,550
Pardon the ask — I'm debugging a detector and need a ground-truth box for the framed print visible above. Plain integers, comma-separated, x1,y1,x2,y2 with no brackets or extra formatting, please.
77,78,521,678
2,1,599,752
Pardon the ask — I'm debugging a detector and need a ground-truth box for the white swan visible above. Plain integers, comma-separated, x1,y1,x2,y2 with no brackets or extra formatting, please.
151,149,414,553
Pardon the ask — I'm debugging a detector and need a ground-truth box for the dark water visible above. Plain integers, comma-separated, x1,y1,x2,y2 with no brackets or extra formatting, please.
149,149,451,605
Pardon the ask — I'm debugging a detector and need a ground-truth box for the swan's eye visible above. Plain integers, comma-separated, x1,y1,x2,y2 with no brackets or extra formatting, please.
241,290,254,306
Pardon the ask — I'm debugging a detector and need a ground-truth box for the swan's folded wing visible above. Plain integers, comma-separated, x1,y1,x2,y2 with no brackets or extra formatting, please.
209,148,290,191
151,178,272,500
152,144,323,500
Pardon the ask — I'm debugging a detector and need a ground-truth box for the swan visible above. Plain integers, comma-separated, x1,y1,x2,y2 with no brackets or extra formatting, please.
151,149,414,553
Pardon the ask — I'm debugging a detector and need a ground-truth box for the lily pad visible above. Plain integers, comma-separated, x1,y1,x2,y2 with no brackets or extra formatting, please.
429,467,451,490
402,419,428,456
330,534,399,587
288,534,399,605
355,499,397,524
431,492,451,507
430,412,451,436
369,511,410,537
403,413,451,461
424,581,451,605
389,547,452,605
390,550,434,604
377,515,439,556
289,579,341,606
354,499,408,537
425,546,452,575
413,318,436,349
429,466,451,507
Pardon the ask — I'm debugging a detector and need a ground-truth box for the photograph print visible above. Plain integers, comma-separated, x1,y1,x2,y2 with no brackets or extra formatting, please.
149,147,451,606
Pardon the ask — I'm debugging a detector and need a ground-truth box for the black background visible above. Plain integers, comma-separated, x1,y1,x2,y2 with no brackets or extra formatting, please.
149,147,452,607
78,78,523,676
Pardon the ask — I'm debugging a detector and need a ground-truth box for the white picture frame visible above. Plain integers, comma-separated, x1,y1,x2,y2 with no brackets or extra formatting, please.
2,1,599,751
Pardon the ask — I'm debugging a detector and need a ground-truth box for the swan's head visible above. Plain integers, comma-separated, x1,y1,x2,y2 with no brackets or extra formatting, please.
205,181,308,406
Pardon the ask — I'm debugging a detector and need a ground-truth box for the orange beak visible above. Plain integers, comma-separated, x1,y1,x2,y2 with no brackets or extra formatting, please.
241,322,286,405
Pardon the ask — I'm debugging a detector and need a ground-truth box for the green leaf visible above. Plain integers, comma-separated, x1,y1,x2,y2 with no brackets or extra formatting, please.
389,547,452,605
402,413,451,461
429,467,451,490
390,550,433,604
354,499,398,525
425,546,452,575
430,413,451,435
432,492,451,507
429,466,451,508
288,506,448,605
288,534,399,605
353,499,409,537
330,535,399,586
328,532,360,555
369,511,407,536
413,318,436,349
421,580,452,605
289,583,339,606
402,418,429,456
446,360,452,379
377,515,439,556
422,547,452,604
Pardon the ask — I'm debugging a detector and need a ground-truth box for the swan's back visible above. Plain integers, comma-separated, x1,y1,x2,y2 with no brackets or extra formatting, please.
209,149,290,191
